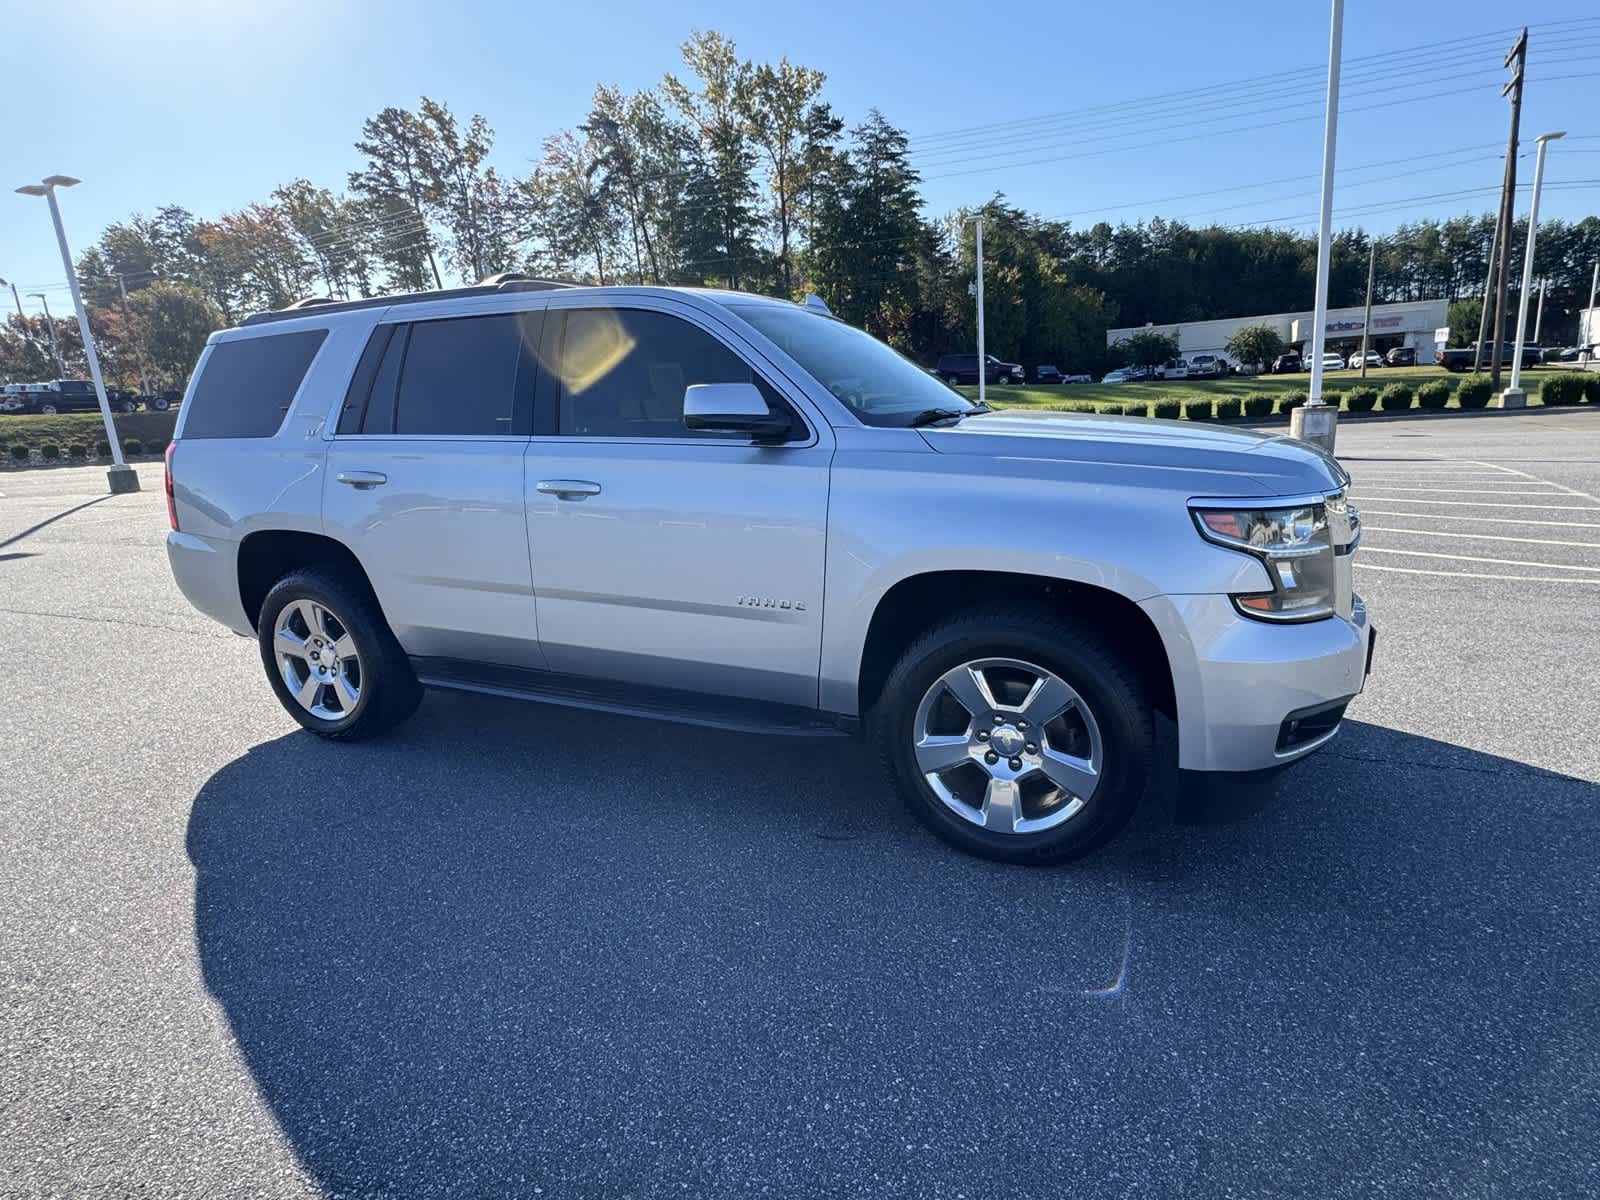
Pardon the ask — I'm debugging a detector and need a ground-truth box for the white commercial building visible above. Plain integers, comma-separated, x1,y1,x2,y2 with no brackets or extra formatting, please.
1107,298,1450,364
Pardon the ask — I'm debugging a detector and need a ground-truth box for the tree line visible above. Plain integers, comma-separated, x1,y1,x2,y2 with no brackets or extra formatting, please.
4,28,1598,390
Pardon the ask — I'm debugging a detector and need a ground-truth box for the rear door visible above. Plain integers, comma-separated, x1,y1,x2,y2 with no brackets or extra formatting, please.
323,307,545,669
520,300,832,707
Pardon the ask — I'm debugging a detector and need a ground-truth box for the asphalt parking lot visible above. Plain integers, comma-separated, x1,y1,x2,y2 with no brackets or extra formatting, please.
3,408,1598,1199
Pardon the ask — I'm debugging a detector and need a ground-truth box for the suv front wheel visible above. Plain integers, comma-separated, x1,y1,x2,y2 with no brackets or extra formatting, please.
872,610,1152,863
257,567,422,739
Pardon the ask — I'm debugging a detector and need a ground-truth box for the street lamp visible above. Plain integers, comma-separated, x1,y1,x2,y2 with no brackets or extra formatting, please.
15,174,138,492
1500,131,1565,406
25,292,67,376
1291,0,1344,453
0,273,25,321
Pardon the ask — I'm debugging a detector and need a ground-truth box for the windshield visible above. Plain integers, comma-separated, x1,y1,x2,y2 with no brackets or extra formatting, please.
731,303,981,427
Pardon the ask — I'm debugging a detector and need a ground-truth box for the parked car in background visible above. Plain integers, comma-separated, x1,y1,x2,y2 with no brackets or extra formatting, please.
1436,342,1541,372
1271,352,1302,374
1033,364,1064,385
936,353,1024,386
1188,354,1228,379
1347,350,1382,370
1384,346,1416,367
1062,372,1093,384
1101,368,1136,383
1155,358,1189,380
1320,352,1345,372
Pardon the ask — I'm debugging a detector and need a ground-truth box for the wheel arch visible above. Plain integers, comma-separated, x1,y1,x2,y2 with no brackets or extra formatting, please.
853,569,1176,725
237,529,378,631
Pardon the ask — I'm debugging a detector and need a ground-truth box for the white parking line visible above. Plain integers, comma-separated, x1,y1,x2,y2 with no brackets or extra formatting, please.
1359,546,1600,572
1358,509,1600,529
1355,496,1600,510
1350,485,1571,495
1360,525,1600,549
1465,460,1600,505
1354,562,1600,584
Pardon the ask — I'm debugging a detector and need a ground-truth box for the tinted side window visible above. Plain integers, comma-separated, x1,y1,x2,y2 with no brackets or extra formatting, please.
556,308,785,439
393,314,523,436
183,330,327,439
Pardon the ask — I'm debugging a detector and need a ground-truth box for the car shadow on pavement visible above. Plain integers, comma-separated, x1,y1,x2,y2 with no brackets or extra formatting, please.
185,693,1600,1198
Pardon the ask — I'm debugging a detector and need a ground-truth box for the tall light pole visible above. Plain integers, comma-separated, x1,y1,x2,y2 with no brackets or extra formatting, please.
1501,130,1564,405
1532,277,1547,347
970,215,986,408
1291,0,1343,453
16,175,138,493
0,273,25,321
26,292,67,376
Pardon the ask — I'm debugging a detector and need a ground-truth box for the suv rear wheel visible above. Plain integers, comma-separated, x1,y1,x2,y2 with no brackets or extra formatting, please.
872,609,1152,864
257,567,421,739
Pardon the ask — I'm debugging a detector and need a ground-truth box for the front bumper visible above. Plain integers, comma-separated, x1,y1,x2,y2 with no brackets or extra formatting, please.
1140,591,1372,772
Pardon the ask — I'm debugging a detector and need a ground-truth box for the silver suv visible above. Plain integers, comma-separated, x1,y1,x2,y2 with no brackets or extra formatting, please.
165,279,1372,863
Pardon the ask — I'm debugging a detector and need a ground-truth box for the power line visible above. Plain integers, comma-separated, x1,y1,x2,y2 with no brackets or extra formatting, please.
907,17,1600,151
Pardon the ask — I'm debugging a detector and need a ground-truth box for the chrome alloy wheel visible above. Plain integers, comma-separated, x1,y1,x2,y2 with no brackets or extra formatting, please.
273,599,362,721
910,657,1104,835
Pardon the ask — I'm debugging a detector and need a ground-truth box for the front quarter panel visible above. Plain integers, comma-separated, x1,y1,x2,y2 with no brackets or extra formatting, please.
818,432,1272,714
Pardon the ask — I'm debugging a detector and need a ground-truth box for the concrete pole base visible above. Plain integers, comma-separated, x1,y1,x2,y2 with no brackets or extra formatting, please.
1492,387,1528,409
106,464,141,494
1289,403,1339,453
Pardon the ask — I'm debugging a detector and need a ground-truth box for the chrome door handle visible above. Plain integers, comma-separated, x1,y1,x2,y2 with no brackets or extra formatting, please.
536,479,602,500
335,470,388,489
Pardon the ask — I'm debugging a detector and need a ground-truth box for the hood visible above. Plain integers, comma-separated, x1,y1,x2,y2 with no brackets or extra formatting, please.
917,408,1346,498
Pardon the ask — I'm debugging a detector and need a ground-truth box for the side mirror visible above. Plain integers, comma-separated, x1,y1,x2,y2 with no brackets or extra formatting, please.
682,382,792,441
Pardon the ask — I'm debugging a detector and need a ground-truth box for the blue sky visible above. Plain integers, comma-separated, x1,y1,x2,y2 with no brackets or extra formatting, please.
3,0,1597,312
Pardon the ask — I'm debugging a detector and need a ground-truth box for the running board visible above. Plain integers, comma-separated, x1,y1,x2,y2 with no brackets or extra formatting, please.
411,657,852,738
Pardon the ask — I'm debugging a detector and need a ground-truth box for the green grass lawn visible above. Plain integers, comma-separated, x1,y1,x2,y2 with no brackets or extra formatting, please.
1,410,177,457
955,365,1551,415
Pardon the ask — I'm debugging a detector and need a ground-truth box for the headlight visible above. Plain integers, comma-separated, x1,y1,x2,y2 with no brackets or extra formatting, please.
1191,500,1336,621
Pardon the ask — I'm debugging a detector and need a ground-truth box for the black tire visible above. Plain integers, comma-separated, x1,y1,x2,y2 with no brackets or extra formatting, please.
39,403,58,414
943,374,960,385
149,396,170,412
257,566,422,740
871,608,1153,864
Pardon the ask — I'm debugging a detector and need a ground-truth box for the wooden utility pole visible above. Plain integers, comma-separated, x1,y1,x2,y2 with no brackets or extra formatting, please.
1359,238,1377,380
1488,28,1527,390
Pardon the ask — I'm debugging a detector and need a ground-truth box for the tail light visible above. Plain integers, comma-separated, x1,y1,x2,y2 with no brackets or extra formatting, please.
164,441,179,531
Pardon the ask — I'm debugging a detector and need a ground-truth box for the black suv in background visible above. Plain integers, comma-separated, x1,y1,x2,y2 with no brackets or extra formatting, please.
936,353,1024,386
1384,347,1416,367
1270,352,1303,374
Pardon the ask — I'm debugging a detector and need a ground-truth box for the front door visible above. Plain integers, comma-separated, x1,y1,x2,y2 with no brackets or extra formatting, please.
521,303,831,708
323,309,544,668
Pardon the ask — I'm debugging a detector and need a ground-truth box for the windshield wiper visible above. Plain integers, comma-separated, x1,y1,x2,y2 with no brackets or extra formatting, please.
907,404,988,427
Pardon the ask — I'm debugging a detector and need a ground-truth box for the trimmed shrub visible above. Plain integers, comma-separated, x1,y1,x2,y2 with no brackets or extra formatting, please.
1456,376,1493,409
41,443,61,461
1539,374,1586,407
1214,397,1242,420
68,444,88,460
1279,390,1308,412
10,444,30,462
1150,399,1181,420
1416,379,1452,410
122,438,143,456
1344,387,1379,413
1378,382,1413,412
1242,395,1274,419
1182,398,1213,420
1584,376,1600,405
96,441,111,458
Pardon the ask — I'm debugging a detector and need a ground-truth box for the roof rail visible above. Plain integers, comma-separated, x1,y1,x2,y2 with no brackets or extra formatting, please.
239,276,584,327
